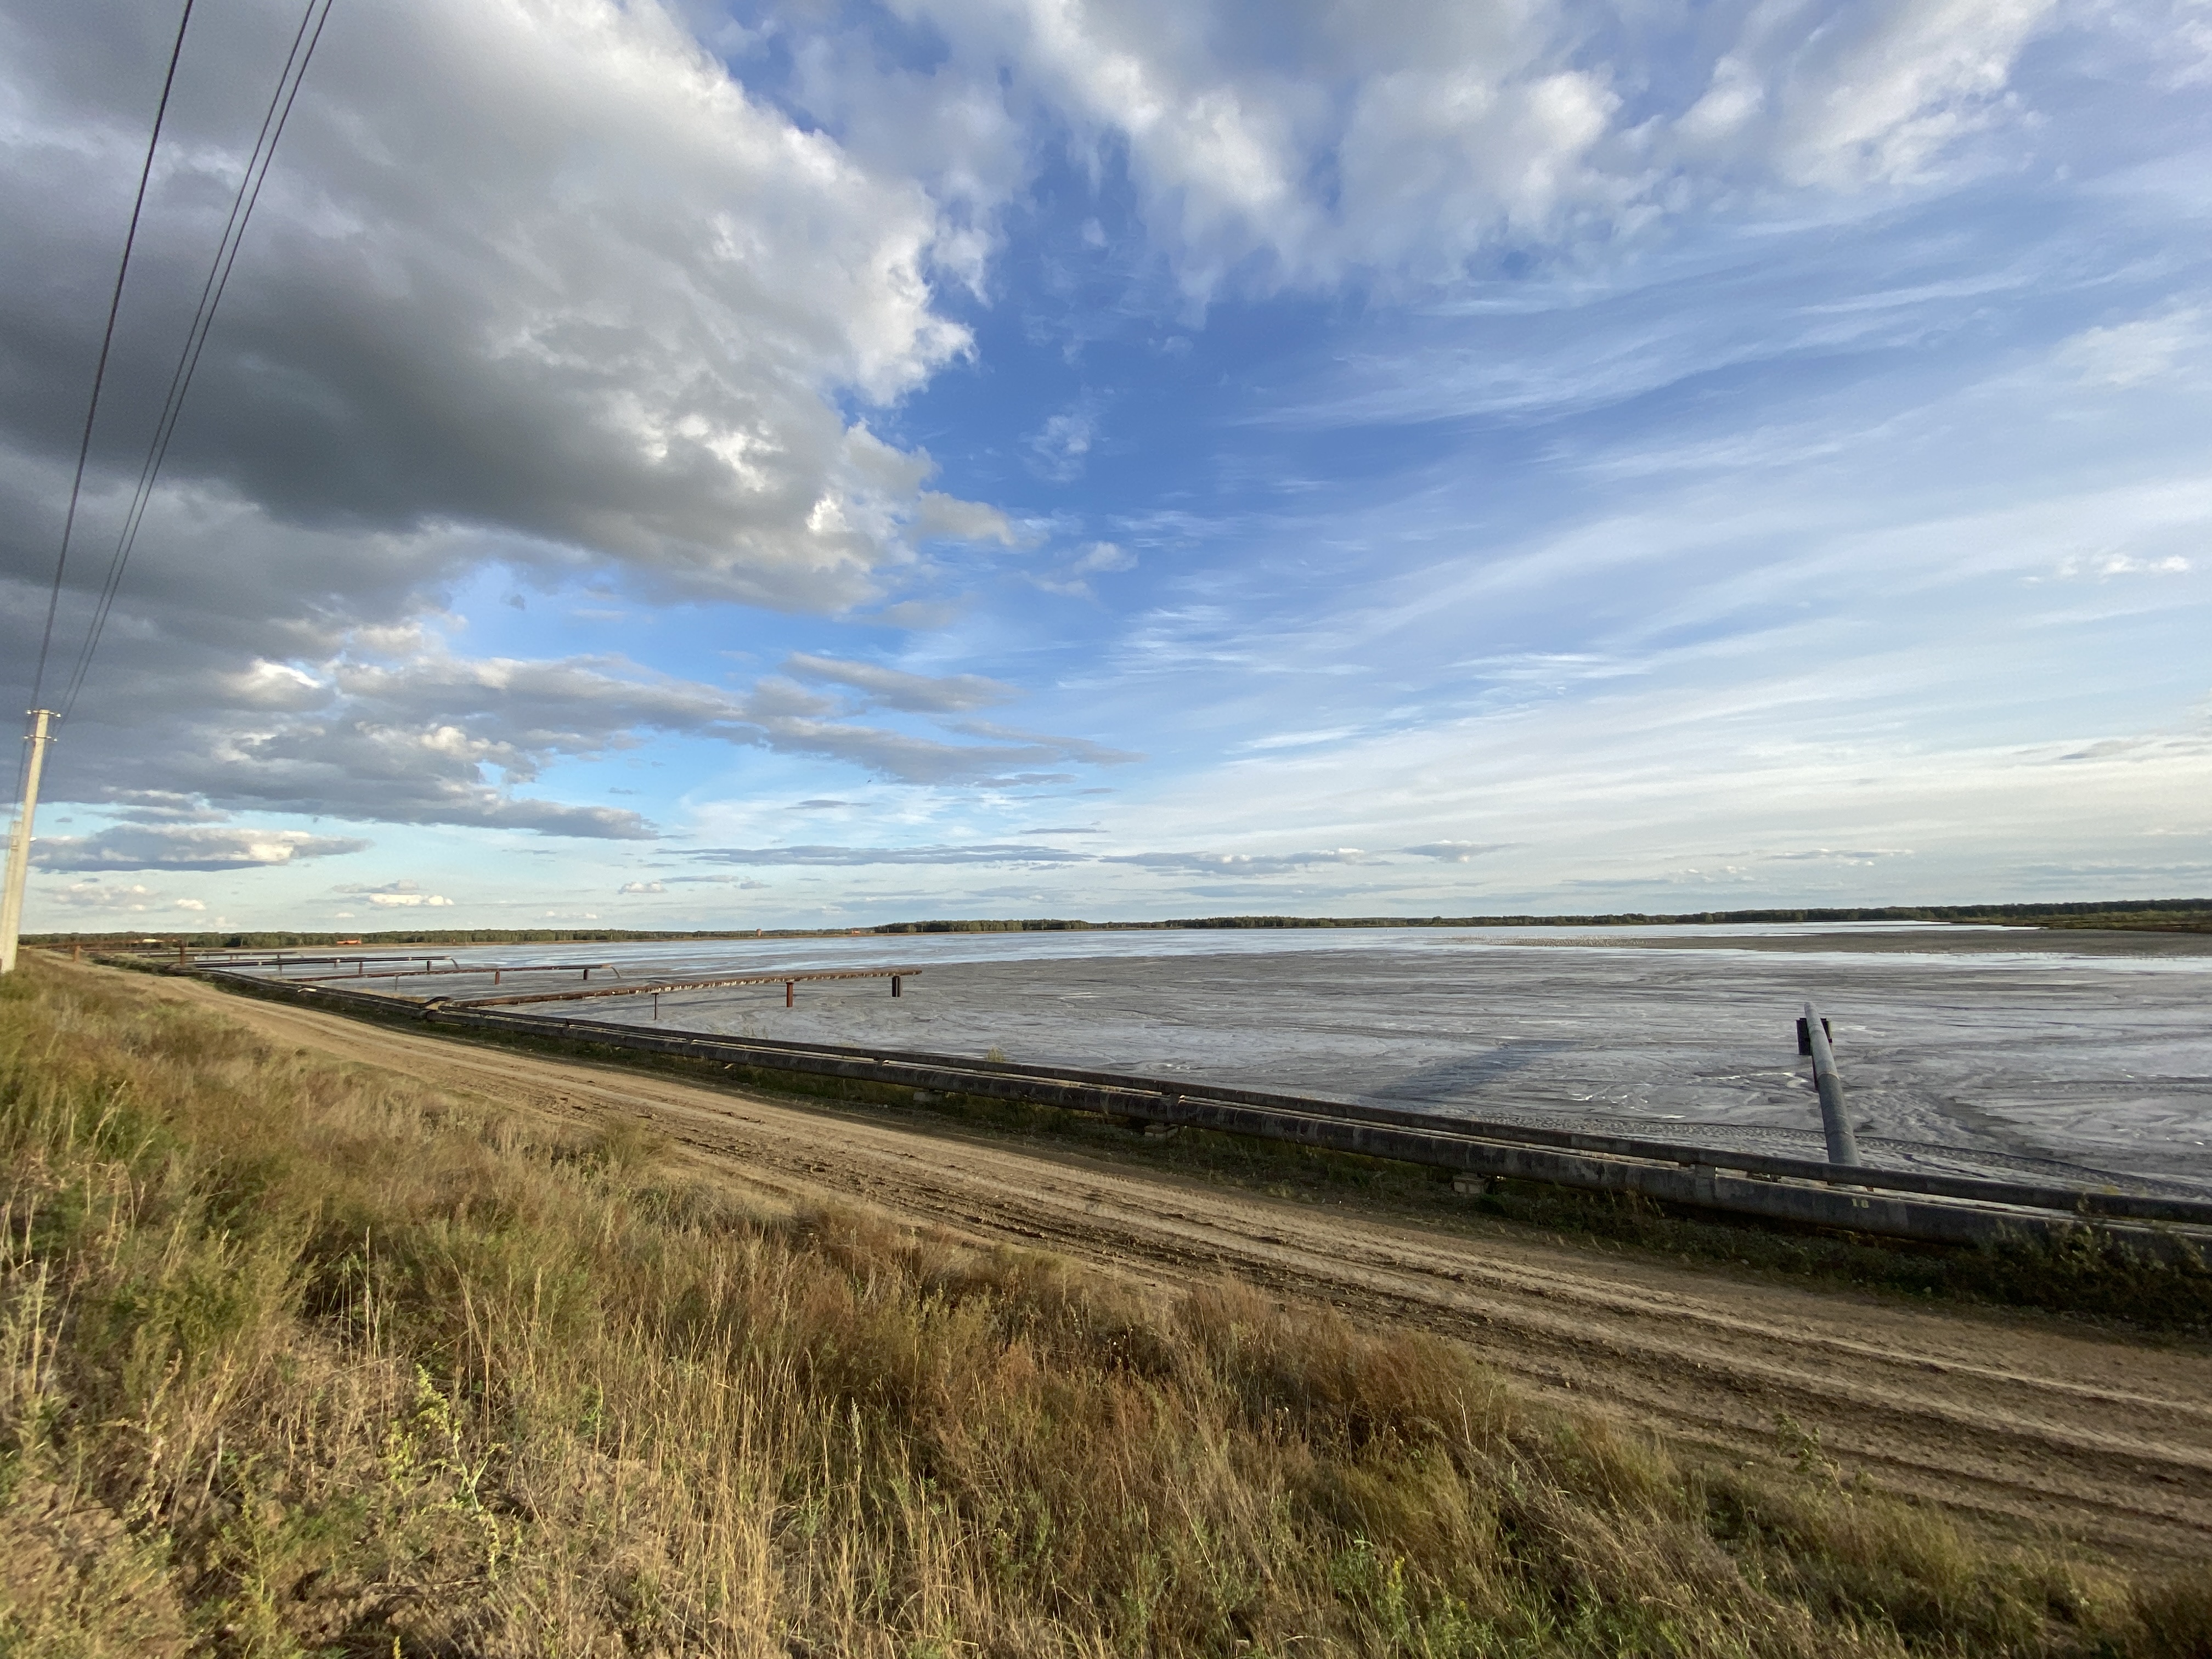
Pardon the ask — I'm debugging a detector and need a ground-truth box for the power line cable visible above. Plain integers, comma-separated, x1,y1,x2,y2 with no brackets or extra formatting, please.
59,0,337,725
25,0,198,723
15,0,196,828
64,0,324,720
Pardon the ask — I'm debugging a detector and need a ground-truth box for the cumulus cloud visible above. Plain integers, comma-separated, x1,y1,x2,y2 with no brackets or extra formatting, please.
38,653,683,838
22,642,1133,833
34,825,368,872
332,879,452,905
0,0,1004,611
618,879,665,894
0,0,1028,842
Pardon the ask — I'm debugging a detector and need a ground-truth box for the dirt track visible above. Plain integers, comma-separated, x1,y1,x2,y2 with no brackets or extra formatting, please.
155,972,2212,1564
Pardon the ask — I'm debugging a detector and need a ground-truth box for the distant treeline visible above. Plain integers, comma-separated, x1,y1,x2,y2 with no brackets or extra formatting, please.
868,899,2212,934
30,896,2211,951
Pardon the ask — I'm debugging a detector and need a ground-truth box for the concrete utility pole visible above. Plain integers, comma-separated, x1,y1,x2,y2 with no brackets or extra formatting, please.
0,710,57,975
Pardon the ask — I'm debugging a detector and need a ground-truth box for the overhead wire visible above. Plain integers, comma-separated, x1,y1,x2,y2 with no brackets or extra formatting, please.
18,0,198,797
58,0,339,727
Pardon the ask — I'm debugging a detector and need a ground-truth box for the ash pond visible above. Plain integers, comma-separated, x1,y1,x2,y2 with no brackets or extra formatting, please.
357,924,2212,1194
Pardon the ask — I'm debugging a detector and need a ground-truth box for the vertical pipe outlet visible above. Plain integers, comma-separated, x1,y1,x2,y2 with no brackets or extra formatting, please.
1803,1000,1860,1166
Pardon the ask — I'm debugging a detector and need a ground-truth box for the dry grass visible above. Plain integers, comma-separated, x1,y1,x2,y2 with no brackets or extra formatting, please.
1,957,2204,1657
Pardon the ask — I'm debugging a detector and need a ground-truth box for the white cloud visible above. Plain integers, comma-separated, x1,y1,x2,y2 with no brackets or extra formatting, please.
1105,848,1367,876
1764,848,1914,866
913,493,1021,544
0,0,1010,613
0,0,1062,854
1070,541,1136,575
782,653,1018,712
49,881,162,911
35,826,369,872
619,880,665,894
818,0,2067,295
38,881,207,916
1770,0,2056,188
2047,553,2193,580
335,879,454,908
690,843,1085,867
728,676,1136,783
22,627,1130,831
2057,308,2206,388
1028,407,1097,481
678,840,1369,880
1030,539,1139,598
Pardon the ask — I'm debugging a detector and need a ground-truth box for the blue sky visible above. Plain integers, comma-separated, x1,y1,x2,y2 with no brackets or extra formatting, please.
2,0,2208,930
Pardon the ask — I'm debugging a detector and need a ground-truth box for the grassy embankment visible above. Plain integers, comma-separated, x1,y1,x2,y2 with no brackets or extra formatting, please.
4,959,2209,1656
867,1096,2212,1335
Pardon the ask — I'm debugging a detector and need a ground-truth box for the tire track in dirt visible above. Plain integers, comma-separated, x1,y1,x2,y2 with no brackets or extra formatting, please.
153,973,2212,1563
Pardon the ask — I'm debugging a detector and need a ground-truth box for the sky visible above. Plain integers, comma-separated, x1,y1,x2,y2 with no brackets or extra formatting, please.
2,0,2208,933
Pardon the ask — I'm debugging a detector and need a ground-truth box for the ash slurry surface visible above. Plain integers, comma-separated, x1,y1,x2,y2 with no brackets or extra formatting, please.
251,926,2212,1194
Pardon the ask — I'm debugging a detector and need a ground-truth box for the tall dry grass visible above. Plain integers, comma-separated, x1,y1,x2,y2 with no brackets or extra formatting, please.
0,956,2202,1656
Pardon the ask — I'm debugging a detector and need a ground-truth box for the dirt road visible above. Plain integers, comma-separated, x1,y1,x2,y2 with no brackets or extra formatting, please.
159,973,2212,1563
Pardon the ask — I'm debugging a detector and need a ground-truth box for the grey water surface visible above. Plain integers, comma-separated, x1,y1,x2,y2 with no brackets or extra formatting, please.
247,924,2212,1194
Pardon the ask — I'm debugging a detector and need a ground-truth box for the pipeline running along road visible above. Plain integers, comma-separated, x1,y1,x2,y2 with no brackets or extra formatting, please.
150,968,2212,1564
